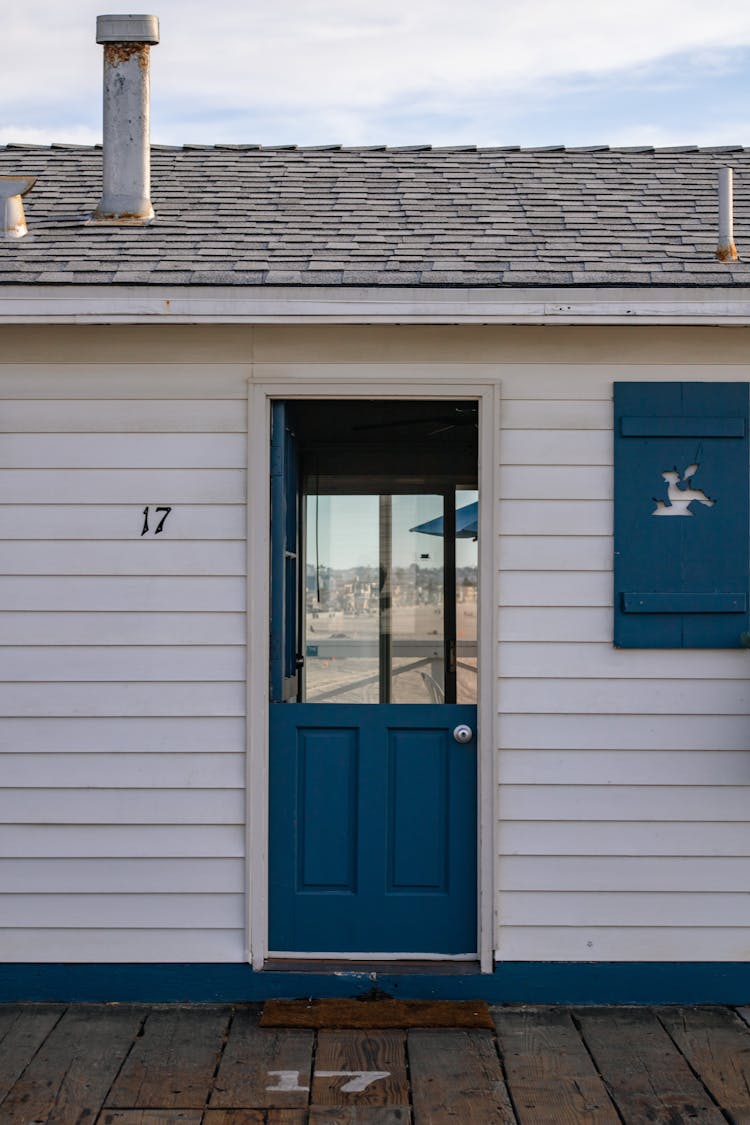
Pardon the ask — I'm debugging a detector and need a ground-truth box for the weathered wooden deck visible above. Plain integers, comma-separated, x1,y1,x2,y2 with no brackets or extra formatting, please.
1,1003,749,1123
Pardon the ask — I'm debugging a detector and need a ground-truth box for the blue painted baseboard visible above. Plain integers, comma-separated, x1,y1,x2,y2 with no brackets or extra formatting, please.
0,963,748,1005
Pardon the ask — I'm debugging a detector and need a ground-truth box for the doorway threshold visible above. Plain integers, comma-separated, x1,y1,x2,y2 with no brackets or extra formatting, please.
263,958,481,975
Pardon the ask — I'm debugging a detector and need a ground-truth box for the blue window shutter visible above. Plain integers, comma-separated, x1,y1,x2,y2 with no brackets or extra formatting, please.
614,382,749,648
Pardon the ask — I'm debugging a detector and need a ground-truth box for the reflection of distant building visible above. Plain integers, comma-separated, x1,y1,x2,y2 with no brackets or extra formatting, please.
458,569,478,602
308,566,459,613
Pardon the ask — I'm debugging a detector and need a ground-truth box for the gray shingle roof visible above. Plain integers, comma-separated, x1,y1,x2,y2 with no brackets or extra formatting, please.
1,144,750,286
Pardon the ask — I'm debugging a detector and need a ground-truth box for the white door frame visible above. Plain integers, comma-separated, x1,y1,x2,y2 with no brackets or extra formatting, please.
246,378,499,972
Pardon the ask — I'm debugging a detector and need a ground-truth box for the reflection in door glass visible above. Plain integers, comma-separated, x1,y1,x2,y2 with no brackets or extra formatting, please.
456,489,478,704
303,490,476,705
304,494,379,702
390,495,444,703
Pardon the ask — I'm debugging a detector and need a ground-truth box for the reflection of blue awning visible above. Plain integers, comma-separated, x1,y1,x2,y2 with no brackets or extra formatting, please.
410,501,478,539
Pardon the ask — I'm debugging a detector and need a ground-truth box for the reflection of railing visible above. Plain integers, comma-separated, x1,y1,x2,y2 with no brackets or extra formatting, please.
306,655,435,702
305,639,477,659
305,639,477,703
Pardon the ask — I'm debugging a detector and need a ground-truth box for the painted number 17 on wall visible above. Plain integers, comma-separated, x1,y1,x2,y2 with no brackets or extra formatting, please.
141,506,172,536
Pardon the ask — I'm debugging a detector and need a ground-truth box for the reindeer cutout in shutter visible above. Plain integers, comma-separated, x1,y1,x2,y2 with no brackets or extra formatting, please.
652,463,715,517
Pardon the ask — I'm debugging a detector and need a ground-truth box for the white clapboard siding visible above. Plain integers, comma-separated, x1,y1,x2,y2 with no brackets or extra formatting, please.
0,433,247,468
0,929,244,962
498,785,750,822
0,400,245,432
499,643,750,679
0,541,246,576
0,716,245,752
2,893,245,928
0,469,246,504
501,430,613,465
499,573,611,607
0,368,248,398
0,646,246,682
498,607,611,642
0,380,247,963
0,612,245,646
502,400,610,430
497,927,750,962
498,365,750,400
498,467,612,500
502,891,750,927
0,824,244,858
499,713,750,751
0,682,245,717
0,505,245,540
0,857,244,893
499,678,750,715
0,754,245,788
0,789,245,824
500,749,750,786
497,855,750,892
0,576,245,611
498,374,750,962
499,537,612,571
499,821,750,856
499,500,612,536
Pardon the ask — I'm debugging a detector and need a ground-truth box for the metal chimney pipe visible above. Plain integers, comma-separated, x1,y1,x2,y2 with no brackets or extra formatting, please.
716,166,738,261
0,176,36,239
94,14,159,223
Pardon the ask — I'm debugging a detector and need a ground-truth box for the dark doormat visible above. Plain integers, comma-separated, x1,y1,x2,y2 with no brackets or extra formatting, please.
260,997,493,1029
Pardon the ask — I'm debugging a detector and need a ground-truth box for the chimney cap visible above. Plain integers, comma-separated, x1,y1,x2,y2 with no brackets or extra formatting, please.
96,14,159,44
0,176,36,200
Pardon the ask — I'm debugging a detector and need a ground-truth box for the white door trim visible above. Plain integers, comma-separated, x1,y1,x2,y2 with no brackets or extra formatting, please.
246,379,499,973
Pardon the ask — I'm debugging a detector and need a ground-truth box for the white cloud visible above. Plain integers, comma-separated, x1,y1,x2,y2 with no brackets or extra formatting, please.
2,0,750,143
0,125,99,146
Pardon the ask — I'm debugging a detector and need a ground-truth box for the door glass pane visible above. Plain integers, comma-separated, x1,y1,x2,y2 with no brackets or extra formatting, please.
304,494,446,703
390,494,444,703
302,487,476,704
304,494,380,702
456,489,478,704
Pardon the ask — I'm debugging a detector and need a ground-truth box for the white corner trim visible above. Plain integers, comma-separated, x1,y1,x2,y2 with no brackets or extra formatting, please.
2,284,750,324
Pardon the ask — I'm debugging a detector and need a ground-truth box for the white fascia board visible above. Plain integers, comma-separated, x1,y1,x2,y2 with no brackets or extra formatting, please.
1,284,750,324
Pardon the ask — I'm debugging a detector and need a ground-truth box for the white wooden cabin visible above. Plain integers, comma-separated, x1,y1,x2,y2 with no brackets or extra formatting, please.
0,18,749,1003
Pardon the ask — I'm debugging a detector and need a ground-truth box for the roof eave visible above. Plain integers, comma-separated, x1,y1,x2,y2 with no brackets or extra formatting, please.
1,284,750,325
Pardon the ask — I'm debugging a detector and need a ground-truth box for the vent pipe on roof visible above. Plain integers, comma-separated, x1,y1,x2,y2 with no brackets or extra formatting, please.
716,166,738,261
94,14,159,224
0,177,36,239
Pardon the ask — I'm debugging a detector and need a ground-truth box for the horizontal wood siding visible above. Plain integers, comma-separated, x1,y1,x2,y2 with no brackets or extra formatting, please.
0,360,248,962
497,361,750,963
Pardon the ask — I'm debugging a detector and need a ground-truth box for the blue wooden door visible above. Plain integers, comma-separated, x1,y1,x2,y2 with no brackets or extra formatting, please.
268,401,478,955
269,703,476,953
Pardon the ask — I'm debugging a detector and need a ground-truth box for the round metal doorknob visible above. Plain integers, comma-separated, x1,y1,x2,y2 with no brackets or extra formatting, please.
453,724,474,744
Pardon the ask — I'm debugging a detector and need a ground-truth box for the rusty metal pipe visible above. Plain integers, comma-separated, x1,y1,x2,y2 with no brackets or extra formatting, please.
716,166,738,261
94,14,159,224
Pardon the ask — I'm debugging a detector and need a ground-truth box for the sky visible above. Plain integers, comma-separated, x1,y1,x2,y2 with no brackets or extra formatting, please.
2,1,750,149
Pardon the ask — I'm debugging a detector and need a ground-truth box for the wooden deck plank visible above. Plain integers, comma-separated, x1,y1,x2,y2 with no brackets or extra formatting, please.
311,1031,408,1107
309,1109,412,1124
658,1006,750,1123
0,1004,144,1125
210,1006,313,1109
408,1029,515,1125
576,1008,727,1124
105,1006,230,1109
97,1113,203,1124
0,1003,64,1102
266,1113,312,1125
202,1112,265,1124
493,1006,619,1124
